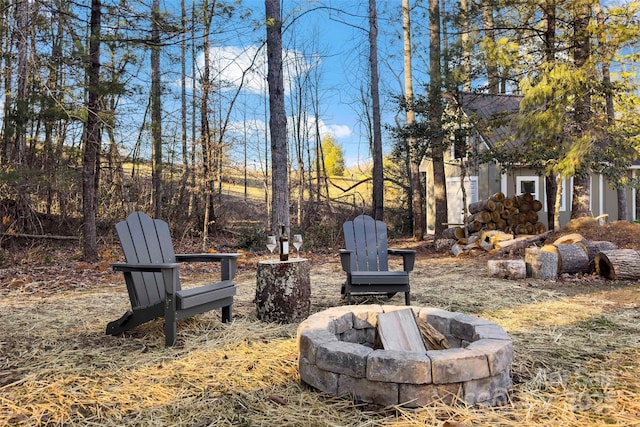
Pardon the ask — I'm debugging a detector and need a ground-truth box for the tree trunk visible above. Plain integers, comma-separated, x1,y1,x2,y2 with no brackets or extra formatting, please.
266,0,290,232
201,0,216,249
460,0,471,90
82,0,102,262
178,0,190,212
482,0,498,94
570,3,592,219
403,0,424,240
369,0,384,221
13,0,29,165
571,170,592,218
429,0,447,237
151,0,163,219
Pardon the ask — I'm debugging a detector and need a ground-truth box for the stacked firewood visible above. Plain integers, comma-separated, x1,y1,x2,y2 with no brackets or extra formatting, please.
467,192,546,236
442,192,548,257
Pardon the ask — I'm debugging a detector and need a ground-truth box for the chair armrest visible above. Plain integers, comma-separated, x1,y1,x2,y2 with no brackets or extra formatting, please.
174,253,241,262
111,262,180,297
388,249,416,272
339,249,353,272
111,262,180,272
174,253,241,281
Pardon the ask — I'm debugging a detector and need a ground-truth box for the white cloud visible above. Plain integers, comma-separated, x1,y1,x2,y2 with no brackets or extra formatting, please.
195,45,320,95
228,115,351,142
323,124,352,139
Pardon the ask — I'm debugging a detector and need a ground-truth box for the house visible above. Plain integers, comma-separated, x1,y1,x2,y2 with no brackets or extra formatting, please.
420,91,639,234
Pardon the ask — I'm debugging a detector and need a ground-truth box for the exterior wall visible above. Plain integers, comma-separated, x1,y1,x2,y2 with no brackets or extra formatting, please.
420,139,640,235
502,169,570,229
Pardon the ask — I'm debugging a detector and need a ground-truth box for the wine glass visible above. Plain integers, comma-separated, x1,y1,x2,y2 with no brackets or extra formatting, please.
292,234,303,257
266,235,277,255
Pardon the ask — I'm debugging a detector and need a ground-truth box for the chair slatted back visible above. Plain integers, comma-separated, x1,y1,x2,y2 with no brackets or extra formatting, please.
115,212,179,308
343,215,389,272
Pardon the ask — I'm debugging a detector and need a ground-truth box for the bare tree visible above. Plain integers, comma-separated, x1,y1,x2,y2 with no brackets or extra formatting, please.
82,0,102,261
14,0,29,164
265,0,290,234
429,0,447,236
178,0,190,211
402,0,425,240
201,0,216,249
151,0,163,218
369,0,384,220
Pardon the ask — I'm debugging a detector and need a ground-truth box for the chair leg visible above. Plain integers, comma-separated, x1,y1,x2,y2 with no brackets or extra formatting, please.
405,291,411,306
165,312,177,347
222,305,232,323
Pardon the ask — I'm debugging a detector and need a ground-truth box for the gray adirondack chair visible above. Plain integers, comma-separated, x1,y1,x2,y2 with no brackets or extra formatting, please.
340,215,416,305
107,212,241,346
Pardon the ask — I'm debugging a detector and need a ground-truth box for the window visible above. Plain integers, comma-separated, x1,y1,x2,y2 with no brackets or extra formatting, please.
516,176,539,201
516,175,568,212
450,133,469,160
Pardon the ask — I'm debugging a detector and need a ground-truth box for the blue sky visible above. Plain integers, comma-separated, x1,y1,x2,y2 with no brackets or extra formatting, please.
170,0,412,170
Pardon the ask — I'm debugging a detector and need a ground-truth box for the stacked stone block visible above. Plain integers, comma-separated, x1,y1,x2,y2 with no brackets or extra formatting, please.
297,305,513,408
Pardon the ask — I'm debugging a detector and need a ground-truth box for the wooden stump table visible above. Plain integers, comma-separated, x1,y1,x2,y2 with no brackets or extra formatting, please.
255,258,311,323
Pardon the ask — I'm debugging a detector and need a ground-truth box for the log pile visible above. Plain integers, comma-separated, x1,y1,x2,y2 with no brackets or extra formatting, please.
521,233,639,280
445,192,548,257
536,233,619,276
467,192,546,236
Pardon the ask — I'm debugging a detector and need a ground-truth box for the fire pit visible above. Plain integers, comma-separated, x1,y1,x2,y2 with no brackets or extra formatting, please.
297,305,513,407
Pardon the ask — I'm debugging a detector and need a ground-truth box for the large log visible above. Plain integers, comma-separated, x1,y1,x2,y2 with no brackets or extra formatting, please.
531,199,543,212
451,243,466,257
514,224,529,235
490,192,505,202
535,222,547,234
471,211,492,223
503,198,514,209
518,201,531,213
493,234,536,250
467,220,483,233
487,259,526,279
493,231,552,255
442,227,465,240
584,241,617,269
525,246,558,280
595,249,640,280
553,233,587,246
255,258,310,322
480,230,514,244
553,243,589,274
468,199,496,214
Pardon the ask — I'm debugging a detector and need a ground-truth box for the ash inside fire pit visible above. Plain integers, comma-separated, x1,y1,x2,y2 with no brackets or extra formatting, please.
297,305,513,408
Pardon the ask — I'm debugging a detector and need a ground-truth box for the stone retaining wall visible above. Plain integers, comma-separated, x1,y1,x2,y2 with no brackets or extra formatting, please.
297,305,513,407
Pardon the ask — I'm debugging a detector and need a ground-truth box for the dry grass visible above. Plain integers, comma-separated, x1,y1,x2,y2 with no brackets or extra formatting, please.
2,249,640,426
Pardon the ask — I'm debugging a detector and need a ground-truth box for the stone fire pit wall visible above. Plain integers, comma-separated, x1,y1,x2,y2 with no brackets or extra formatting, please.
297,305,513,408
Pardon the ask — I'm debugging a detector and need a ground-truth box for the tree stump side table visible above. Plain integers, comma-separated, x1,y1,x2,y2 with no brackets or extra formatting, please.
255,258,311,323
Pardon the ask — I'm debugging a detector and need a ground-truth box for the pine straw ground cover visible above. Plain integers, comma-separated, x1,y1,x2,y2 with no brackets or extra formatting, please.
1,238,640,426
